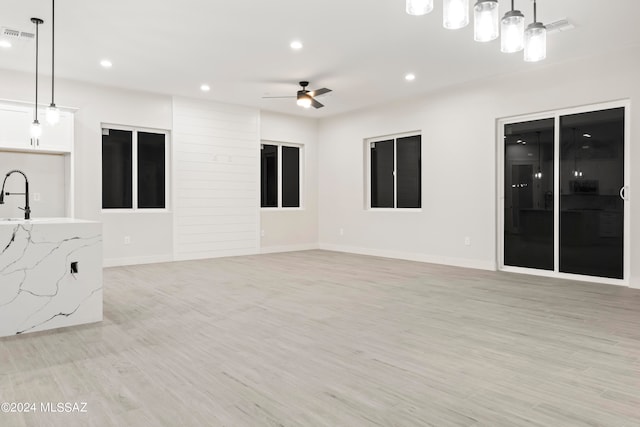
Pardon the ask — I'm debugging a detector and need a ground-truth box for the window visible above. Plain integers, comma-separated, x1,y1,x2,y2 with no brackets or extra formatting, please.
102,126,168,210
368,134,421,209
261,142,302,208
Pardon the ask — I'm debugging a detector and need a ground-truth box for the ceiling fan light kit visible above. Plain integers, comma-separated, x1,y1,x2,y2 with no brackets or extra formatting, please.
406,0,547,62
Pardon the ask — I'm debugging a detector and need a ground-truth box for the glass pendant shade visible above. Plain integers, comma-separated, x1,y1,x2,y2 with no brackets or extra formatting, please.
501,10,525,53
46,104,60,125
474,0,499,42
524,23,546,62
406,0,433,16
443,0,470,30
30,120,42,138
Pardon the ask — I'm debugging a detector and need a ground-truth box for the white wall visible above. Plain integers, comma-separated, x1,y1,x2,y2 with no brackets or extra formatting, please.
317,45,640,287
172,97,260,260
0,151,66,218
260,111,319,252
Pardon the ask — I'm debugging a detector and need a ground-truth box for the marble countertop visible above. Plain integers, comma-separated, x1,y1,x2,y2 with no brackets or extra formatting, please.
0,217,100,225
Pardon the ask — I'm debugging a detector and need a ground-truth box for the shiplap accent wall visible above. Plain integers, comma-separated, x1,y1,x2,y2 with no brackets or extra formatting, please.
172,97,260,260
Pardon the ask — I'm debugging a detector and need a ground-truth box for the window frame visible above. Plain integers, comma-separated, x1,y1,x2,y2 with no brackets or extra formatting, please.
365,131,422,211
260,140,304,210
101,124,171,213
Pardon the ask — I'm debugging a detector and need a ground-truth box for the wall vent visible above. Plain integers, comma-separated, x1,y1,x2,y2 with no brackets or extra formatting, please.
546,19,575,34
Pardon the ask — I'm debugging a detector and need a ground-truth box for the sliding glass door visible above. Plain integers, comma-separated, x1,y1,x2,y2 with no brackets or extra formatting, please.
500,103,628,282
559,108,625,279
504,118,555,271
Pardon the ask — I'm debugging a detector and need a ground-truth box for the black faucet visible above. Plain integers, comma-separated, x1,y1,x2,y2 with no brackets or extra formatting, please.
0,170,31,220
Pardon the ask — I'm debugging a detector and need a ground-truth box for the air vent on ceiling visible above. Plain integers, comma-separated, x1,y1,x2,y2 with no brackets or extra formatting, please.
0,27,35,41
546,19,575,35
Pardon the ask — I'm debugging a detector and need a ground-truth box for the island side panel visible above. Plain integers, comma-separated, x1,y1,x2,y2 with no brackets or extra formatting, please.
0,221,103,337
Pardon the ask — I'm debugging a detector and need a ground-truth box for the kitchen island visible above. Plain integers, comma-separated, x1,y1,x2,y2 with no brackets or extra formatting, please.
0,218,102,337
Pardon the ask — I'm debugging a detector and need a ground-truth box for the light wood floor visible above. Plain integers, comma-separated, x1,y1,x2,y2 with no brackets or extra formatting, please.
1,250,640,426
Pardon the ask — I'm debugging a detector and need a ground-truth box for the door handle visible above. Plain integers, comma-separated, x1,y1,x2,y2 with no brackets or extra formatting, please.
620,186,629,201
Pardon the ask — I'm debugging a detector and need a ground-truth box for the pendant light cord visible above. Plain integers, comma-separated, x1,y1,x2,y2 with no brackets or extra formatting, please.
533,0,537,23
34,20,39,121
51,0,55,106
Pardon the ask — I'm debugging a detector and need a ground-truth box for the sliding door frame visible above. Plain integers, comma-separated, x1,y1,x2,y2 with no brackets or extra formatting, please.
497,99,631,286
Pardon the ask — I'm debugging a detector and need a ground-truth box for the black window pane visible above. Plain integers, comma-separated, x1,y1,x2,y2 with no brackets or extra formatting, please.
396,135,421,208
559,108,624,279
261,144,278,207
102,129,132,209
138,132,166,209
504,119,555,271
282,146,300,207
371,140,394,208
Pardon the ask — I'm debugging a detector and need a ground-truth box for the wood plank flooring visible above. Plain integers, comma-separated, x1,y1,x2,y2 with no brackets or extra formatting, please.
1,250,640,426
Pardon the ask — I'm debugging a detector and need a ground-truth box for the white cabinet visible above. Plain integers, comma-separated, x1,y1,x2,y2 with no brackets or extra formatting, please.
0,104,32,150
37,109,74,152
0,102,74,153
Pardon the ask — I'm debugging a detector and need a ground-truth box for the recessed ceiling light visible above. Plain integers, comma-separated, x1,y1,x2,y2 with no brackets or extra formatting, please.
0,40,11,48
290,40,303,50
100,59,112,68
583,133,592,138
200,84,211,92
405,73,416,81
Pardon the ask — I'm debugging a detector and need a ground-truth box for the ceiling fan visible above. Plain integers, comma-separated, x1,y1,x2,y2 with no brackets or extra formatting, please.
263,81,332,109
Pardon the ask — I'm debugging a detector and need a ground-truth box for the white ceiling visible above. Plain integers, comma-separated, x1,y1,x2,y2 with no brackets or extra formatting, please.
1,0,640,118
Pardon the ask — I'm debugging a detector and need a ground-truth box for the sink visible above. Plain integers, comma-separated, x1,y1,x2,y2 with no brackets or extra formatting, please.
1,218,65,223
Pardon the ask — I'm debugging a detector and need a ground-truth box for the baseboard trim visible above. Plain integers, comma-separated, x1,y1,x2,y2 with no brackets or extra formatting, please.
260,243,320,254
103,254,174,268
318,243,495,271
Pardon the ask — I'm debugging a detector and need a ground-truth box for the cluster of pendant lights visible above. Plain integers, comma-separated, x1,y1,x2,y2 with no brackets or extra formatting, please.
406,0,547,62
29,0,59,139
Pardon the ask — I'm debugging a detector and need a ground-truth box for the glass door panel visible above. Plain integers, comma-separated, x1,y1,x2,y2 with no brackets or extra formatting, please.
504,118,555,270
559,108,625,279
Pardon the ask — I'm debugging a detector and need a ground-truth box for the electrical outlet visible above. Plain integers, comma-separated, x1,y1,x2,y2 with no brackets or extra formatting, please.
260,230,265,237
124,236,131,245
33,192,41,201
464,236,471,246
339,228,344,236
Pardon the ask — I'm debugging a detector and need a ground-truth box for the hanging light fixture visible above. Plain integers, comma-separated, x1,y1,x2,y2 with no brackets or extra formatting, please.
30,17,44,139
406,0,434,16
443,0,470,30
572,128,583,178
524,0,546,62
46,0,60,125
501,0,525,53
534,131,543,179
474,0,499,42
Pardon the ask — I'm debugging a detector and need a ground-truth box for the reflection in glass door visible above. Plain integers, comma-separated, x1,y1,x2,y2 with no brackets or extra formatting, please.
560,108,625,279
502,105,627,281
504,119,555,270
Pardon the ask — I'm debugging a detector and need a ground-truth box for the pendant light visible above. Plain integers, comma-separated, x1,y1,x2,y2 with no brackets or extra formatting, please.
30,17,44,139
524,0,547,62
406,0,434,16
572,128,583,178
534,131,543,179
443,0,470,30
474,0,499,42
501,0,525,53
46,0,60,125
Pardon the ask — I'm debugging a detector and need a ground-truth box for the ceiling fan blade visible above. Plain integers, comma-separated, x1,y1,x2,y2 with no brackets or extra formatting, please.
310,88,331,97
262,95,296,99
311,98,324,109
